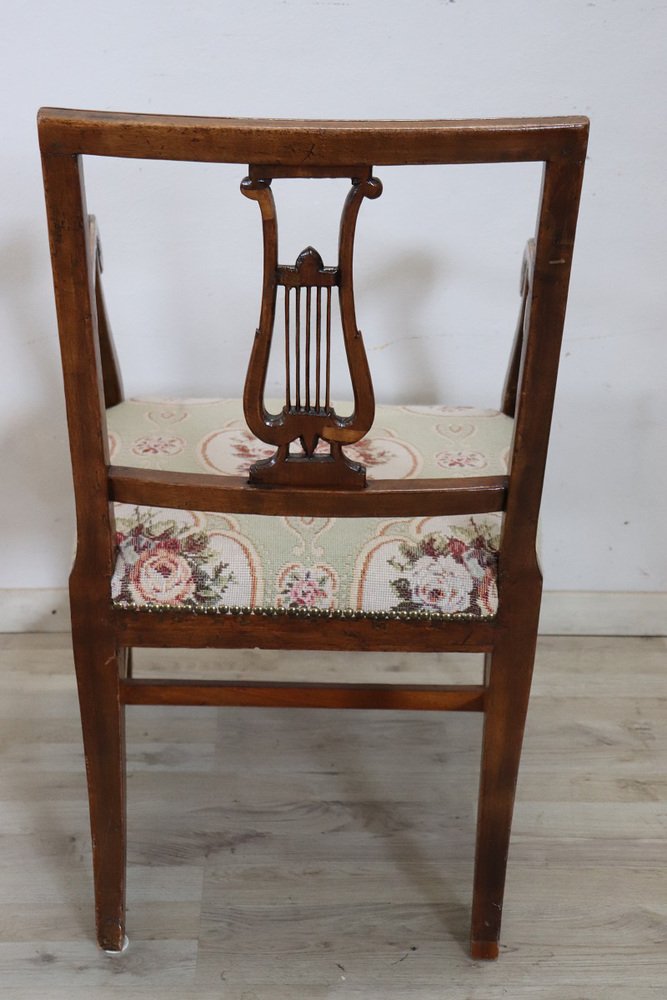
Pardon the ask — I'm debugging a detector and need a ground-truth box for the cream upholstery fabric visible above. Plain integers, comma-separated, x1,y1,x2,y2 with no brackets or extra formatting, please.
107,399,512,619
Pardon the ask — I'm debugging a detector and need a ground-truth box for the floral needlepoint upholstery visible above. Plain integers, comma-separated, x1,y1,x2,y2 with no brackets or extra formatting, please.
107,399,513,620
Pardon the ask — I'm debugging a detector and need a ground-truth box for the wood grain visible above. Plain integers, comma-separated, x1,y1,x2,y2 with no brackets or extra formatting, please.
37,108,589,163
108,466,509,517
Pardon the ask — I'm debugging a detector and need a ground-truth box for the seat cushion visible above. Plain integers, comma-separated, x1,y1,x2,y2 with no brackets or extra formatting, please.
107,399,512,620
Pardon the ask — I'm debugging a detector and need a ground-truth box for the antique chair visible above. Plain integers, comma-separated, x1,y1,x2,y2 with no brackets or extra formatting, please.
39,108,588,959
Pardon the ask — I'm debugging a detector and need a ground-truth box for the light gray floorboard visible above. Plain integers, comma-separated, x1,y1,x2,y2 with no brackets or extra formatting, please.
0,634,665,997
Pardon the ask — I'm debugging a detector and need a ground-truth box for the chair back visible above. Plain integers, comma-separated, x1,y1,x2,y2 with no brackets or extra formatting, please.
39,110,588,613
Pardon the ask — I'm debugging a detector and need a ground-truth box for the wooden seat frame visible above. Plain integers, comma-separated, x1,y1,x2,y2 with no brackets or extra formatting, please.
39,108,588,959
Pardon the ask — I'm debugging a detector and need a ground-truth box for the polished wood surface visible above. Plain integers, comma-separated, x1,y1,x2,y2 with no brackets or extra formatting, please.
88,215,124,409
112,606,496,653
37,108,589,163
1,634,665,997
121,678,486,712
39,108,588,956
240,166,380,488
108,466,509,518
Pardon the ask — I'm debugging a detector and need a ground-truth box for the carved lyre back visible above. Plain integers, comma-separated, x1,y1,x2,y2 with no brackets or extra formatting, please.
241,165,382,488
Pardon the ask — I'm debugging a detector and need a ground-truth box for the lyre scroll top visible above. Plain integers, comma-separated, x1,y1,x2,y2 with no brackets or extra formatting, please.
241,165,382,488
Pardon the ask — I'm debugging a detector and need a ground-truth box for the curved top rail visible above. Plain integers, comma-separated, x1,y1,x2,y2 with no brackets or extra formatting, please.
37,108,589,164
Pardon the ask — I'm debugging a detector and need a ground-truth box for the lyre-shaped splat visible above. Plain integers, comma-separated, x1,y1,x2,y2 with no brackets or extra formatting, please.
241,165,382,488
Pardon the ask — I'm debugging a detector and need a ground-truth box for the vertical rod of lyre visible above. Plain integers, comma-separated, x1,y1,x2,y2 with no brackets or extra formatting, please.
316,287,322,410
305,287,311,410
284,286,291,408
325,286,332,409
295,287,301,409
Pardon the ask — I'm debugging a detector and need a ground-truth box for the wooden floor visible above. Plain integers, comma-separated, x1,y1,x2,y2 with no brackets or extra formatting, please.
0,634,665,999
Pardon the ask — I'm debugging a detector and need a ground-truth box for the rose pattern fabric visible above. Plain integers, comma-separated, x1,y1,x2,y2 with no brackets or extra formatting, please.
386,523,499,616
107,399,513,618
131,435,185,456
436,450,487,470
112,507,236,608
200,425,276,475
199,422,421,479
276,564,338,610
107,398,512,480
400,553,472,613
129,547,196,605
112,506,501,618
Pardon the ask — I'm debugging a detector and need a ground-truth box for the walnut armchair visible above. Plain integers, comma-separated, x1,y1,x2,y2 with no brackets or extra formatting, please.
39,108,588,959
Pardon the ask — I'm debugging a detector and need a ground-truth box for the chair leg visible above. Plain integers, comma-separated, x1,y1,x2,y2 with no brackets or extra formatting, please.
72,630,127,951
470,635,537,959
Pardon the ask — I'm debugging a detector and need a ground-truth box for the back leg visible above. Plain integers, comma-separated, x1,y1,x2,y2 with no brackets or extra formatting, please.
470,632,537,959
72,629,127,951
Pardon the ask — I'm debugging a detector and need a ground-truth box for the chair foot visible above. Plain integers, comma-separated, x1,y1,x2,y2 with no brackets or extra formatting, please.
470,939,499,961
102,933,129,955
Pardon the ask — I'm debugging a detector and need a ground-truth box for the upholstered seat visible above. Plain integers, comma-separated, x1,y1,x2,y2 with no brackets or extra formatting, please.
107,398,512,618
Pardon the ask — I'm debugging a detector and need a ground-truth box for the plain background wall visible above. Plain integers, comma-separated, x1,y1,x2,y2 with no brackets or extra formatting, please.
0,0,665,598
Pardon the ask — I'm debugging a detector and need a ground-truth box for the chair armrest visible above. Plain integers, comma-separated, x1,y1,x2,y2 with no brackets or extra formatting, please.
501,239,535,417
88,215,124,407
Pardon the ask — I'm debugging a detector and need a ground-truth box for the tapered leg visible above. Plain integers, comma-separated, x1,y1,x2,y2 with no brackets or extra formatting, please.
470,631,538,959
72,629,127,951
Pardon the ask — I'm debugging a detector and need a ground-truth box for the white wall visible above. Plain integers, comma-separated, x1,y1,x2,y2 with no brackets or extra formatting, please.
1,0,665,598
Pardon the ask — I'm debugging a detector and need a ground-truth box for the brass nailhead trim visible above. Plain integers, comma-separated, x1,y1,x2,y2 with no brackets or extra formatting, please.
112,600,493,623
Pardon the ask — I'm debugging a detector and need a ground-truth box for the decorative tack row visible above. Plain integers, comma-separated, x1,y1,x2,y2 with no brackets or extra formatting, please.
112,600,490,623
